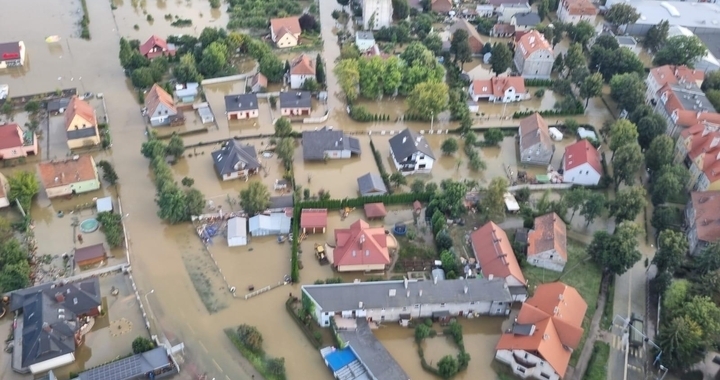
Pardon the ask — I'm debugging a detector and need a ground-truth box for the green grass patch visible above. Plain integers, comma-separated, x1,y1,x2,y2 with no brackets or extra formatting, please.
583,342,610,380
600,276,615,330
225,328,286,380
522,241,603,366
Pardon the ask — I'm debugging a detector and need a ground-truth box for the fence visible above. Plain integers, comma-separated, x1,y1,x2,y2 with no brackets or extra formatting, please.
507,183,573,192
200,71,257,86
303,110,329,124
367,129,450,136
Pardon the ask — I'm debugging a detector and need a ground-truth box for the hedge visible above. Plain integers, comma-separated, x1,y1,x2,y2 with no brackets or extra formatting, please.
513,106,584,119
329,317,347,349
285,298,321,348
290,222,300,283
524,78,554,87
348,105,390,122
296,192,432,211
369,139,393,193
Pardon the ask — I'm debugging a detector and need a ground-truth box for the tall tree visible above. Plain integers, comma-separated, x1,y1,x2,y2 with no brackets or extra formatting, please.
490,42,513,76
450,30,472,67
7,171,39,213
564,43,585,71
173,53,202,83
645,135,675,172
275,137,295,170
259,55,284,83
580,193,605,226
651,165,690,205
198,41,228,77
441,138,459,155
605,3,641,26
579,72,603,108
97,160,119,185
644,20,670,53
609,186,646,223
166,133,185,160
657,316,704,370
537,0,550,21
588,221,642,275
315,54,325,85
610,73,646,113
567,20,595,45
334,59,360,101
156,183,189,224
564,187,588,221
239,182,271,216
274,117,293,137
653,35,707,68
406,81,449,120
637,114,667,150
609,119,639,154
613,143,643,189
392,0,409,19
653,229,688,273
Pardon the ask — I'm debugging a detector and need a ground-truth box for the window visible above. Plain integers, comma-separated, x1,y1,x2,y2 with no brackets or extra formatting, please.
541,374,550,379
419,155,425,159
381,308,385,311
440,303,446,307
517,367,526,373
414,304,420,309
470,301,475,305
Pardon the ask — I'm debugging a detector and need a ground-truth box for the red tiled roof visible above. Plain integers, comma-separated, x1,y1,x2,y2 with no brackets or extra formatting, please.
0,124,23,150
680,123,720,184
251,73,268,88
561,0,597,16
527,213,567,260
471,76,526,98
563,139,602,175
333,220,390,267
38,155,97,189
650,65,704,89
290,54,315,76
301,208,328,228
689,191,720,242
470,222,526,284
516,30,552,59
363,202,387,218
65,96,96,129
139,35,169,56
270,17,301,41
496,282,587,378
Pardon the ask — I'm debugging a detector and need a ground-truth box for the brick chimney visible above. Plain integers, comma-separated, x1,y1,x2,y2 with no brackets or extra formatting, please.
55,292,65,303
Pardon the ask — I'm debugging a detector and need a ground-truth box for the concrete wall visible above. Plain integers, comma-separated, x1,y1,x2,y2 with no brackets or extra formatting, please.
563,163,601,186
508,183,572,192
528,250,566,272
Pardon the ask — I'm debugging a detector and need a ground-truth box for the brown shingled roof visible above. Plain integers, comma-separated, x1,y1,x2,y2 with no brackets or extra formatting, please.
270,16,301,40
363,202,387,218
527,213,567,260
38,155,97,189
290,54,315,76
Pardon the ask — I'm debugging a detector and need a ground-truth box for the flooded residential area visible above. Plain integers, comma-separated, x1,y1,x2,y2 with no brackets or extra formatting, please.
0,0,709,379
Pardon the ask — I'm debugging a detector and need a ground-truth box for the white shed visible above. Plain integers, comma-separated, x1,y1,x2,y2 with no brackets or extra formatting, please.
504,192,520,212
96,196,113,212
227,217,247,247
248,213,291,236
548,127,563,141
197,107,215,124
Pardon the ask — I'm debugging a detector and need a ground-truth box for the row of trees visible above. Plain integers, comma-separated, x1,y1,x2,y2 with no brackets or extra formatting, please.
141,133,206,224
0,221,31,292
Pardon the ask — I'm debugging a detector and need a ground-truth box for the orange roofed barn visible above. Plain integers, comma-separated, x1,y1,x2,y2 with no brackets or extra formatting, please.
65,96,100,150
0,123,37,160
38,155,100,198
332,220,390,272
527,213,567,272
495,282,587,380
471,222,528,301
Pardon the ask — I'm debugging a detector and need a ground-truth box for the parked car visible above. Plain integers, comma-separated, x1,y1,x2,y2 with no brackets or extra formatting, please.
79,92,93,100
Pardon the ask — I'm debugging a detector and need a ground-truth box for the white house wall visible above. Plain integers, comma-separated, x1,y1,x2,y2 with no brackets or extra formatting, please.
0,197,9,208
337,263,386,272
528,250,566,272
495,349,561,380
291,74,315,90
563,162,601,186
323,149,352,159
29,353,76,374
46,185,73,198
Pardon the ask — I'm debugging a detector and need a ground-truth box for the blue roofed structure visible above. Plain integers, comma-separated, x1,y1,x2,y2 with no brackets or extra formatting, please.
325,348,358,372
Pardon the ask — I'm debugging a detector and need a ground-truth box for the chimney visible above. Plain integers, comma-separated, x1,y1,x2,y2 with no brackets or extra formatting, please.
358,301,364,308
488,274,494,281
55,293,65,303
463,286,468,294
433,276,438,285
419,289,423,297
404,277,408,289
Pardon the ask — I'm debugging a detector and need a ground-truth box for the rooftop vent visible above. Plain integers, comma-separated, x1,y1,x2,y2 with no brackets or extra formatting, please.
359,301,364,308
389,289,396,297
55,293,65,303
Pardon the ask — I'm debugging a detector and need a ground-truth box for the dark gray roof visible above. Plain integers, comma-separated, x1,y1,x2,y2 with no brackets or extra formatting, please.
357,173,387,196
388,129,435,161
513,12,541,26
10,278,102,368
269,195,294,209
511,323,535,336
77,347,174,380
303,278,512,312
509,286,528,296
67,126,98,140
338,319,410,380
301,128,361,160
47,98,71,112
211,140,261,176
279,91,312,109
668,83,716,113
224,93,259,112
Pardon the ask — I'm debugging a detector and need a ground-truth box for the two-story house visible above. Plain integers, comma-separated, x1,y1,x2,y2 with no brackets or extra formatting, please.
65,96,101,150
675,123,720,191
0,123,37,160
686,191,720,255
469,76,529,103
355,31,376,52
211,140,261,181
270,16,302,48
289,54,316,89
0,41,26,68
471,222,528,301
388,129,435,175
653,82,720,137
145,84,178,127
302,128,361,160
527,213,568,272
362,0,393,30
514,30,554,79
519,113,554,166
495,282,587,380
562,139,603,186
510,12,541,32
557,0,597,25
498,3,533,23
225,93,259,120
645,65,705,106
449,19,486,54
139,35,177,59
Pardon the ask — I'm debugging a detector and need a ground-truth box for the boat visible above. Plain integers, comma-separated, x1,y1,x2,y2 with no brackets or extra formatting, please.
45,35,61,43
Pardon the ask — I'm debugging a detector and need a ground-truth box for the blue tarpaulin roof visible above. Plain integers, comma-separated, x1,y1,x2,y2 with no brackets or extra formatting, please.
325,348,357,372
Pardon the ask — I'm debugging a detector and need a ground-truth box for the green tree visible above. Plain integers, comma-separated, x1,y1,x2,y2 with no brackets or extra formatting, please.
276,137,295,170
437,355,459,379
274,117,293,137
392,0,409,19
564,43,586,71
637,114,667,150
415,324,431,342
579,72,603,108
653,230,687,274
259,55,285,83
185,188,206,217
564,187,588,221
695,243,720,275
450,29,472,67
156,183,189,224
358,56,385,99
0,239,28,268
644,20,669,53
141,139,167,159
0,261,30,292
490,42,513,76
131,67,155,88
653,35,707,68
609,186,646,223
97,160,119,185
315,54,325,85
651,206,677,233
645,135,674,173
483,177,508,221
441,138,459,155
406,81,449,120
609,119,639,154
334,59,360,101
266,357,286,378
24,100,40,114
383,56,404,96
173,53,202,83
683,295,720,344
411,179,426,194
389,172,407,188
166,133,185,160
464,131,478,146
656,316,704,370
239,182,271,216
605,3,641,26
340,44,361,60
612,143,643,189
198,41,228,77
7,171,39,213
537,0,549,20
422,33,443,56
181,177,195,187
236,324,264,353
651,165,689,205
588,221,642,275
483,129,504,146
440,250,458,275
610,73,646,113
132,337,155,354
567,20,595,45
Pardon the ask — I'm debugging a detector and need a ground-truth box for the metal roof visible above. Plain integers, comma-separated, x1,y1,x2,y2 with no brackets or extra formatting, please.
388,129,435,161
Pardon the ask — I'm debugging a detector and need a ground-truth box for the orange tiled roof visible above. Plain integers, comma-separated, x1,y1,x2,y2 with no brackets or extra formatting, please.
650,65,704,89
139,35,169,56
290,54,315,76
0,124,23,150
471,76,526,98
680,123,720,184
516,30,552,59
333,220,390,267
658,84,720,128
270,16,301,40
561,0,597,16
64,96,96,129
470,222,526,284
563,139,602,175
38,155,97,189
527,213,567,260
145,84,176,116
689,191,720,242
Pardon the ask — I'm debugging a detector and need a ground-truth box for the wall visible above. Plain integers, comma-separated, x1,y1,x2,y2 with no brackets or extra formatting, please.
337,263,386,272
563,163,601,186
528,250,566,272
46,184,73,198
521,50,554,79
323,149,351,159
281,107,311,116
67,135,100,150
303,110,329,124
28,352,75,374
291,74,315,90
228,109,259,120
508,183,572,192
70,178,101,195
276,33,298,48
520,142,553,166
495,349,561,380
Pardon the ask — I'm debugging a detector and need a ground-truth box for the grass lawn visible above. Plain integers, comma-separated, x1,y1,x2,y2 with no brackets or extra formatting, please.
583,342,610,380
522,241,603,366
600,277,615,330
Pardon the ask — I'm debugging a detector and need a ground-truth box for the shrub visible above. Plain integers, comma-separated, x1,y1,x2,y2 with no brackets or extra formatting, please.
525,78,554,87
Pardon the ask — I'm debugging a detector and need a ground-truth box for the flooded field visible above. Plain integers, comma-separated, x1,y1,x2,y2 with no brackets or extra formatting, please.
110,0,228,40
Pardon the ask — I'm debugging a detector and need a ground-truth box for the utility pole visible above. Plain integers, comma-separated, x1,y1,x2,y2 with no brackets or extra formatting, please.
612,314,668,380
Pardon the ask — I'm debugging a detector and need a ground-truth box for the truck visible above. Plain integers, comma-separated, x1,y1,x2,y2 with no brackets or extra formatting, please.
629,313,644,348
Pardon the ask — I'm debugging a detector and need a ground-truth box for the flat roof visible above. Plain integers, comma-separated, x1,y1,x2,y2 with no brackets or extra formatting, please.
96,196,112,212
78,347,173,380
605,0,720,29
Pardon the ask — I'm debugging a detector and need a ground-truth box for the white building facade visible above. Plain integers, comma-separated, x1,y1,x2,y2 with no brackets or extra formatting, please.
362,0,393,30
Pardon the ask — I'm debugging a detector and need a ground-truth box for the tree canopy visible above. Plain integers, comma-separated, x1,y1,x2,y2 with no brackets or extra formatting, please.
406,81,449,120
490,42,513,76
588,221,642,275
239,182,271,216
610,73,646,113
7,171,40,213
605,4,641,26
653,35,707,68
609,186,646,223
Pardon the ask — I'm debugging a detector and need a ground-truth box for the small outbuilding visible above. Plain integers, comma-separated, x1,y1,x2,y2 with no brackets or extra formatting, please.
74,243,106,267
357,173,387,197
249,213,291,236
197,107,214,124
227,217,248,247
301,209,328,234
363,202,387,219
96,196,113,213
